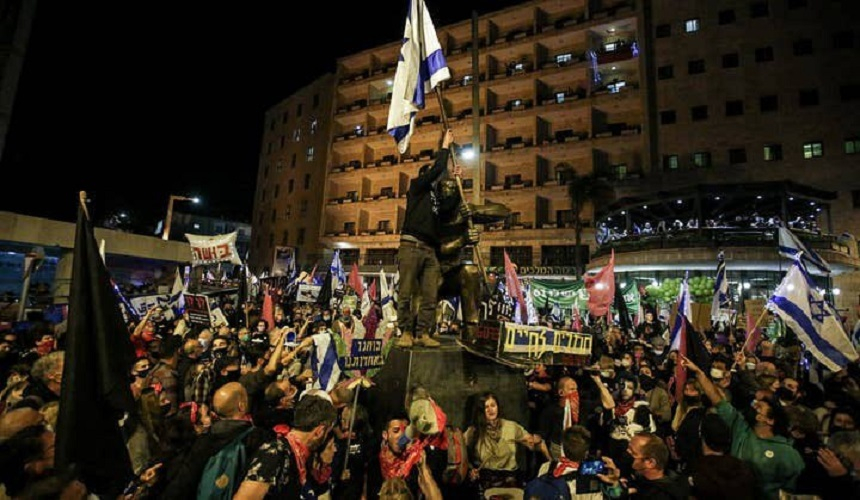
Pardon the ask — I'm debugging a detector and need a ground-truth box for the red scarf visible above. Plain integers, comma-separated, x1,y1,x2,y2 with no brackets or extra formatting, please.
379,402,449,480
553,457,580,478
285,432,310,485
562,391,580,428
614,398,636,418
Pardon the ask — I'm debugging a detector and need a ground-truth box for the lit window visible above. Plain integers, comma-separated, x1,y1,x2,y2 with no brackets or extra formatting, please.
803,141,823,159
512,99,523,107
193,223,201,229
293,128,301,141
462,75,473,85
608,81,626,93
354,124,364,135
663,155,679,170
685,18,700,33
604,42,618,52
555,92,566,104
692,152,711,167
556,53,572,65
310,118,318,135
845,138,860,155
514,62,524,72
306,146,315,161
764,144,783,161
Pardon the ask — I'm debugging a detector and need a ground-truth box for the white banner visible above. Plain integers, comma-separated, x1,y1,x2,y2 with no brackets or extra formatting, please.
186,231,243,266
272,246,296,277
297,283,321,303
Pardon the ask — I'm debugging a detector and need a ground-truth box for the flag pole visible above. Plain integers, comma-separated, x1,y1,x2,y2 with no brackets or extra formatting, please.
79,191,90,221
742,306,771,353
341,381,362,478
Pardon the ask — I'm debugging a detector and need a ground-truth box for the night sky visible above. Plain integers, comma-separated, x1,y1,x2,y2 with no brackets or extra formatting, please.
0,0,525,232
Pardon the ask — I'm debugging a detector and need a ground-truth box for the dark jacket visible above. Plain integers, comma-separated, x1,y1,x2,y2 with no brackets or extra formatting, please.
401,148,450,246
160,419,271,500
624,470,690,499
692,454,757,500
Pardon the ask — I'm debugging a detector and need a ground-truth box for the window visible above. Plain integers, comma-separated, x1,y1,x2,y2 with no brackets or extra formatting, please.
542,245,587,267
282,111,289,123
344,222,356,235
257,212,263,225
261,188,267,202
269,120,275,131
803,141,823,159
657,64,674,79
556,53,572,65
281,230,289,246
787,0,807,8
269,233,274,246
288,179,294,193
793,38,813,56
834,30,854,49
688,59,706,74
755,46,774,62
755,47,773,62
489,246,533,267
297,228,305,245
845,138,860,154
663,154,679,170
271,209,276,222
692,152,711,167
613,164,628,180
691,105,709,121
729,148,747,165
300,199,308,214
285,205,292,219
799,89,819,107
656,24,671,38
313,94,320,108
274,184,280,199
291,153,297,168
267,143,273,154
660,110,677,124
718,9,736,25
263,163,269,178
604,41,619,52
310,118,319,135
607,81,626,93
764,144,783,161
726,100,744,116
293,128,301,141
841,84,860,102
297,104,303,117
750,2,769,18
555,92,566,104
685,18,700,33
722,53,740,68
306,146,315,161
279,136,285,149
760,94,779,112
275,160,283,171
852,190,860,209
304,174,311,189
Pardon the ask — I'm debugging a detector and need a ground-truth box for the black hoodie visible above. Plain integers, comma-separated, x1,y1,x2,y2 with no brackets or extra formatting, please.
624,470,690,499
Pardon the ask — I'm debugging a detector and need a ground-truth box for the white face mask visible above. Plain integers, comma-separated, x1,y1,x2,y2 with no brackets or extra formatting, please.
653,349,664,356
710,368,725,380
745,363,757,371
600,370,613,378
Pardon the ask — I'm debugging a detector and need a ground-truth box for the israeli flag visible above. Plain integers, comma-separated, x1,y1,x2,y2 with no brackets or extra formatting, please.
550,301,562,324
669,274,693,352
379,269,398,322
386,0,450,153
711,251,729,320
524,284,539,325
330,250,346,292
779,227,831,274
768,257,858,372
310,332,342,393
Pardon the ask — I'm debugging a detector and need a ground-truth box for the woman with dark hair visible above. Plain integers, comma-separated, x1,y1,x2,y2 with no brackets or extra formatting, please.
464,392,550,493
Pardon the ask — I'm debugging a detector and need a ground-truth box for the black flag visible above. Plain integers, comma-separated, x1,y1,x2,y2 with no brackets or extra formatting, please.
614,284,633,335
317,270,333,307
56,197,135,494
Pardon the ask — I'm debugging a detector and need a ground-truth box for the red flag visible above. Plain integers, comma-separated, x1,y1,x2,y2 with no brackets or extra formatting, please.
572,306,582,331
262,292,275,331
304,264,318,284
744,312,761,353
348,262,364,297
368,279,378,302
362,304,379,341
504,250,527,320
584,250,615,317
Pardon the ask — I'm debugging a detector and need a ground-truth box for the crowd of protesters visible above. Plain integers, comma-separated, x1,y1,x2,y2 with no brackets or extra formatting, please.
0,285,858,499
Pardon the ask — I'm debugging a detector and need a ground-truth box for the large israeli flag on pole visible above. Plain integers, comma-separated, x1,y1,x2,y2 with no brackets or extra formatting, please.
330,249,346,292
386,0,451,154
711,251,729,320
768,256,858,372
779,227,831,274
310,332,342,392
669,274,693,352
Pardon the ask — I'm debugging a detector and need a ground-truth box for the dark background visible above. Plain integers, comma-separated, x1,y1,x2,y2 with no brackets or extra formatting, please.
0,1,525,231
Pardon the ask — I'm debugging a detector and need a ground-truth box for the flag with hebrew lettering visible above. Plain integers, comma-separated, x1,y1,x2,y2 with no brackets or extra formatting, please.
185,231,243,266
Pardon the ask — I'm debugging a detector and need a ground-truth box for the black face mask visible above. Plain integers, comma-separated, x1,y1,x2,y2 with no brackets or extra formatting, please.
640,376,656,392
776,387,797,403
135,367,152,378
213,347,228,359
683,395,701,407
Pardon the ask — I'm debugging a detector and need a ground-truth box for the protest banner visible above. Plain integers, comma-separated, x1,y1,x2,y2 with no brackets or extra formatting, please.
186,232,243,266
184,294,211,327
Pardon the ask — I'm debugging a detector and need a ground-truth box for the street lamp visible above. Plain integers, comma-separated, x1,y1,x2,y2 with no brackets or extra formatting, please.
162,195,200,240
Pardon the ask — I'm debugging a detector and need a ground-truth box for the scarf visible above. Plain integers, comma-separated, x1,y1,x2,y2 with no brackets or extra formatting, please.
553,457,580,478
614,397,636,418
562,391,580,429
285,431,310,485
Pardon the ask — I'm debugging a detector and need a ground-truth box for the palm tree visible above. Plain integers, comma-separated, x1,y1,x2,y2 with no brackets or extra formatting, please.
564,166,612,278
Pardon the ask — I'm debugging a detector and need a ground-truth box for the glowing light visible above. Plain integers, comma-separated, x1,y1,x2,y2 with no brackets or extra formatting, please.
743,282,751,290
834,288,841,296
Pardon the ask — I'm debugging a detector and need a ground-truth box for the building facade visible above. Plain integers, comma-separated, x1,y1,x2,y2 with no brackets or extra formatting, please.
251,74,335,273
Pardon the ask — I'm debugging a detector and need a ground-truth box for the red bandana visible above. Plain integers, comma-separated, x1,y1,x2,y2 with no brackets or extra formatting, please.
285,432,310,485
553,457,580,478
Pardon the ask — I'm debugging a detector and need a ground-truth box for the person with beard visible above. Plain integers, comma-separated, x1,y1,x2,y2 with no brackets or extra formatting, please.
234,394,337,499
690,413,757,500
681,354,804,499
598,433,689,499
605,375,656,476
0,422,58,497
538,375,589,460
376,412,416,493
824,406,857,438
160,382,271,500
256,377,299,431
667,379,706,473
638,363,671,434
789,405,831,496
332,403,373,499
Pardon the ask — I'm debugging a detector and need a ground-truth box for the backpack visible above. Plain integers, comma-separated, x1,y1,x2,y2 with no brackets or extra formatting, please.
523,462,573,500
196,427,255,500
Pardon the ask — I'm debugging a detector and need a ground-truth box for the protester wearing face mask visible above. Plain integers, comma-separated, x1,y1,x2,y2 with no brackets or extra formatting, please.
538,376,582,460
668,379,707,473
639,364,671,430
130,357,152,399
598,433,690,499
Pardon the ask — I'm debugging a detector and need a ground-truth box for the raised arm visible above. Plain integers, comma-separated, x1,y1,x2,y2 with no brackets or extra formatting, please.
681,355,725,406
591,372,616,410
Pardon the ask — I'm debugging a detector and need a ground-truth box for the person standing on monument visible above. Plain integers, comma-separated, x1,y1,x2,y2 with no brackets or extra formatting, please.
395,128,457,348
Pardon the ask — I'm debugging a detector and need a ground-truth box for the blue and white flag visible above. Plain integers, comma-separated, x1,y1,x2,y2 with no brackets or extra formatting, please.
779,227,831,274
524,284,539,325
387,0,451,153
550,301,562,324
310,332,342,393
768,257,857,371
379,269,398,322
669,274,693,352
330,250,346,292
711,251,729,320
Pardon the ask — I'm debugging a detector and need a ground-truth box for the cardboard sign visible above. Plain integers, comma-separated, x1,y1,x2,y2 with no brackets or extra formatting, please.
272,246,296,277
500,322,593,359
184,294,212,327
297,284,321,303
